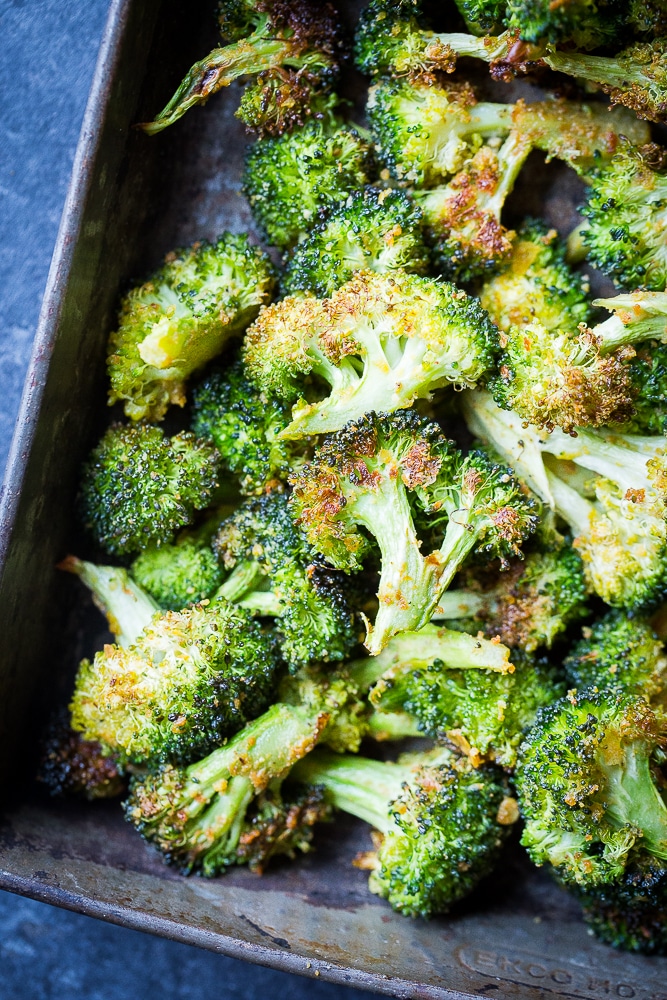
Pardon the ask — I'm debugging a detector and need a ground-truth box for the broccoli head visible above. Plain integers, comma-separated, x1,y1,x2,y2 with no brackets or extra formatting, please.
142,0,343,135
282,186,430,298
453,0,506,35
624,343,667,435
79,423,220,557
243,270,498,437
581,144,667,292
504,0,624,49
292,747,516,917
70,598,279,765
191,360,300,495
577,856,667,954
124,669,364,874
564,611,667,706
290,410,536,653
107,234,274,421
213,491,358,670
130,526,224,612
242,120,372,249
515,690,667,887
235,71,339,138
37,712,125,801
480,219,591,334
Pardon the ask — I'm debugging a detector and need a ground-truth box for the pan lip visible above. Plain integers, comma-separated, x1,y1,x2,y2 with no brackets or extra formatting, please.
0,0,133,572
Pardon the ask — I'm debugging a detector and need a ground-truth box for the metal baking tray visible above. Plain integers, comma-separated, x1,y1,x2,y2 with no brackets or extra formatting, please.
1,1,667,996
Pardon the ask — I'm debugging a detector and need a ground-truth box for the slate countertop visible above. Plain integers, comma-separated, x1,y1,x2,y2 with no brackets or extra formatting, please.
0,3,372,996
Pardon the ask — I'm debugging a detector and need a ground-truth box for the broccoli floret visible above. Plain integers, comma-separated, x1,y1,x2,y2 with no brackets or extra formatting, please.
629,0,667,37
59,554,159,647
243,271,498,437
242,120,372,249
282,187,430,298
544,40,667,125
191,360,301,495
236,71,340,138
434,539,589,652
124,670,363,874
213,491,357,670
37,711,125,801
290,410,537,653
291,747,517,917
355,0,535,81
504,0,624,49
463,392,667,610
142,0,343,135
564,611,667,705
70,597,280,765
130,522,224,612
515,690,667,887
363,630,561,767
79,423,220,557
480,219,591,333
581,144,667,291
107,235,274,421
234,782,333,872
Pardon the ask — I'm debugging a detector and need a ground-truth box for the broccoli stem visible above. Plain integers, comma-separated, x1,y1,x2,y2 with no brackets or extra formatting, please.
215,560,266,603
545,428,659,495
292,751,407,833
486,130,534,213
355,481,442,655
365,709,422,740
543,49,648,94
544,467,594,534
433,30,524,64
429,590,488,620
58,556,158,648
592,294,667,352
143,32,319,134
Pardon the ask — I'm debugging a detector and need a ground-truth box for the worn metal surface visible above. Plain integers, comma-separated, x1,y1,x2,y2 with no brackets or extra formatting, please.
0,0,666,996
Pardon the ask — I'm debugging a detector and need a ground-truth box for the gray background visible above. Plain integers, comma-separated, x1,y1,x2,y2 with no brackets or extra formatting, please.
0,1,373,995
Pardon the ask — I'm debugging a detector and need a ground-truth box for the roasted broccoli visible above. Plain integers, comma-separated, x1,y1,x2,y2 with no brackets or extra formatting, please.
243,271,498,437
515,690,667,887
236,72,340,138
290,409,536,653
37,711,125,801
580,144,667,292
577,857,667,954
124,669,364,874
624,343,667,435
454,0,507,36
242,120,372,248
191,360,300,495
433,538,589,652
463,392,667,610
107,235,274,421
564,611,667,705
213,491,358,670
79,423,221,557
544,40,667,125
142,0,343,135
291,747,517,917
130,520,224,612
70,597,280,765
504,0,624,49
282,187,430,298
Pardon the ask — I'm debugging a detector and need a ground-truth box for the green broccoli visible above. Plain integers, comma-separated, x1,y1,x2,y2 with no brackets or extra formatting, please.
124,669,366,874
515,690,667,887
107,234,274,421
213,491,358,670
433,538,589,652
236,72,340,138
243,270,498,438
59,554,159,647
504,0,624,49
291,747,517,917
142,0,342,135
580,144,667,291
368,74,649,187
130,518,225,612
453,0,507,36
242,120,372,249
543,40,667,125
577,857,667,954
624,343,667,435
70,597,280,765
79,423,221,557
191,360,302,495
37,711,125,801
564,611,667,705
479,218,591,334
282,187,430,298
463,391,667,610
290,410,537,653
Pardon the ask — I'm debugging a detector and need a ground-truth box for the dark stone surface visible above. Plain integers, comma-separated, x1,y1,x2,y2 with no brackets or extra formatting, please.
0,3,373,995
